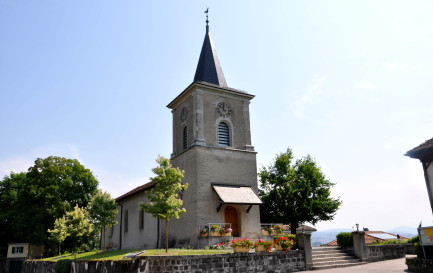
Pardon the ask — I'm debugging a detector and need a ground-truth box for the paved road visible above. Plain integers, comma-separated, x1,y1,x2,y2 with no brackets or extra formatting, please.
313,258,413,273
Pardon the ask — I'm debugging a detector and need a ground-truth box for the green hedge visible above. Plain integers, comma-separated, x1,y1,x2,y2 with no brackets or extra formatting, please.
336,232,353,247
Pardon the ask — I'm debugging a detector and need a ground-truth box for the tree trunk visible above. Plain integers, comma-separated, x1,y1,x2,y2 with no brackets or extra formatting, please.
103,225,106,251
291,221,298,235
58,243,61,256
165,218,168,253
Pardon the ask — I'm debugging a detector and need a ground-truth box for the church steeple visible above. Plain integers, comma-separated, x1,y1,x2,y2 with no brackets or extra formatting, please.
193,11,227,87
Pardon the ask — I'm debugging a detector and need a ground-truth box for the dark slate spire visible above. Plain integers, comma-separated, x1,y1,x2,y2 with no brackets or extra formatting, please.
193,11,227,87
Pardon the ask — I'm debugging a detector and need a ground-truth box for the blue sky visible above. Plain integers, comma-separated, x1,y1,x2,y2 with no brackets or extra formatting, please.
1,0,432,231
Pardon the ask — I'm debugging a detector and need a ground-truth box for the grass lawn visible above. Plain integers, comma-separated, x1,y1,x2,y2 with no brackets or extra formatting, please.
39,248,231,261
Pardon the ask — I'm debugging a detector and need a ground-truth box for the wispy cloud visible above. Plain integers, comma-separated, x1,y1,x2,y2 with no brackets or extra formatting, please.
382,62,407,71
291,76,327,118
0,157,33,178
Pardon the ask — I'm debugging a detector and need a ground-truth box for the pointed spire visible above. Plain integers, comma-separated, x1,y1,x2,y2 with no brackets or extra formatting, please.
193,9,227,87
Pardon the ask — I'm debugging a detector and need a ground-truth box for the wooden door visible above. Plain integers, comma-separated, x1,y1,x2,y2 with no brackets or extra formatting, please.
225,206,238,236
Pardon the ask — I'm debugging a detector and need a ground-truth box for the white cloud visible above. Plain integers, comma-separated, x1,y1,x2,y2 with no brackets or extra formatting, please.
0,157,33,178
382,62,407,71
291,76,327,118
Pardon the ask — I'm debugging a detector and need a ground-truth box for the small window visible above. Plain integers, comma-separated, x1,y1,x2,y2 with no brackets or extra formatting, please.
124,210,128,233
139,209,144,230
218,122,230,146
183,126,188,151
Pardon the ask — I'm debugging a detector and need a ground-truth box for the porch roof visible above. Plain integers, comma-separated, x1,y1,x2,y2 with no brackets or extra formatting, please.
212,184,262,205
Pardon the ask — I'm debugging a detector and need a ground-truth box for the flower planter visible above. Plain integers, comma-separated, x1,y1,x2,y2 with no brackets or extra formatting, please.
275,245,291,251
210,231,220,236
254,245,266,252
261,231,270,236
233,246,250,253
200,233,208,237
272,231,283,235
224,232,232,237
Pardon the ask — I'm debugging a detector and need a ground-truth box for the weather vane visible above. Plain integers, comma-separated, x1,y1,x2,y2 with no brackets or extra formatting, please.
205,7,209,27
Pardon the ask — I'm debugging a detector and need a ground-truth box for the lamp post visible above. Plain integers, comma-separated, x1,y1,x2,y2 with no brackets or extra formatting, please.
356,223,359,232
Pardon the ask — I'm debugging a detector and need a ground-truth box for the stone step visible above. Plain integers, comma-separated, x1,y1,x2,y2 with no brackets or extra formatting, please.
313,255,358,262
312,261,367,270
313,258,361,266
312,251,349,257
312,248,348,254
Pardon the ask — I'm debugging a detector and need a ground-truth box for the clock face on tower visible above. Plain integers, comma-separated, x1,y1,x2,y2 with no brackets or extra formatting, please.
216,101,232,118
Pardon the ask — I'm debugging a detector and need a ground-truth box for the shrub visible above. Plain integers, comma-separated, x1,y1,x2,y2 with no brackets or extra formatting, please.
336,232,353,247
408,235,419,243
54,260,72,273
370,239,407,245
414,242,424,259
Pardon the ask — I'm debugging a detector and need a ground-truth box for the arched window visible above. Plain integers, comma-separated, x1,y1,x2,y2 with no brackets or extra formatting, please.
218,122,230,146
182,126,188,151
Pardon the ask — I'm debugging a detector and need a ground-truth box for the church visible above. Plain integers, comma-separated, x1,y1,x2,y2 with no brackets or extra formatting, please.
106,16,262,249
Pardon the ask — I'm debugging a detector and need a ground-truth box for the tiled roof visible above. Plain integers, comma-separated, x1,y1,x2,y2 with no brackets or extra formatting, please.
115,181,155,203
193,26,227,87
406,137,433,159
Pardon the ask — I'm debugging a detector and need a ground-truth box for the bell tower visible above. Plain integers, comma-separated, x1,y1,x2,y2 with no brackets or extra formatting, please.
166,13,261,247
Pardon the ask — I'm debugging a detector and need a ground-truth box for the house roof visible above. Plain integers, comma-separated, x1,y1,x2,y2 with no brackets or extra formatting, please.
115,181,155,203
193,24,227,87
405,137,433,160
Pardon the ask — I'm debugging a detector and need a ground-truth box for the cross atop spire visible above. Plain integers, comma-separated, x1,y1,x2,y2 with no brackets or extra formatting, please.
205,8,209,32
193,9,228,87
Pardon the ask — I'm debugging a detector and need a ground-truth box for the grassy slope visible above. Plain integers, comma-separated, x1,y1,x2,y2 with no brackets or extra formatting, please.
39,249,231,261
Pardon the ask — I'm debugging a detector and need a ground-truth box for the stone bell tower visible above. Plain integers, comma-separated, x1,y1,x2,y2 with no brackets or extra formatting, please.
166,14,261,247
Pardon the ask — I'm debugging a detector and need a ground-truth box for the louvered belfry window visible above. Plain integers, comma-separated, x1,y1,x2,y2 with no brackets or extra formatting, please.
183,126,188,151
218,122,230,146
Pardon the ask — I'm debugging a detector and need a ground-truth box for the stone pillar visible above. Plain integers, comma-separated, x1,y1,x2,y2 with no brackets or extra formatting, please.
297,233,313,271
352,231,368,262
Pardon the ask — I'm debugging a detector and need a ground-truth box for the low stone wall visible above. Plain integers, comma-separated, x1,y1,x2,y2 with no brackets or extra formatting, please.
22,250,305,273
22,261,56,273
366,244,412,262
406,257,433,273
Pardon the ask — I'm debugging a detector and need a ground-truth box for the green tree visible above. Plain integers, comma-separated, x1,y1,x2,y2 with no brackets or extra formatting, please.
88,189,118,251
140,156,188,253
65,205,93,257
259,148,342,234
48,216,68,255
0,172,26,256
0,156,98,255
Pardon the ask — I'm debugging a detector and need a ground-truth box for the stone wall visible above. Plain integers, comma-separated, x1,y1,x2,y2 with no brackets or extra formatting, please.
21,261,56,273
366,244,413,262
406,257,433,273
22,251,305,273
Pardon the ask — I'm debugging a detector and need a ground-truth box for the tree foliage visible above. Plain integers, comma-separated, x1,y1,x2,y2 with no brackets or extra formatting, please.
140,156,188,252
48,216,68,255
88,189,118,250
64,205,93,255
0,156,98,255
259,148,342,234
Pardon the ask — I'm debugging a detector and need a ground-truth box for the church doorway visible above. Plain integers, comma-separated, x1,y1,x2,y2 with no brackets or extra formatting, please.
224,206,238,236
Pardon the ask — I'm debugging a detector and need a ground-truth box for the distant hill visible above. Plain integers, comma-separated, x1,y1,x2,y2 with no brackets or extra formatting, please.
311,229,352,245
311,227,417,246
